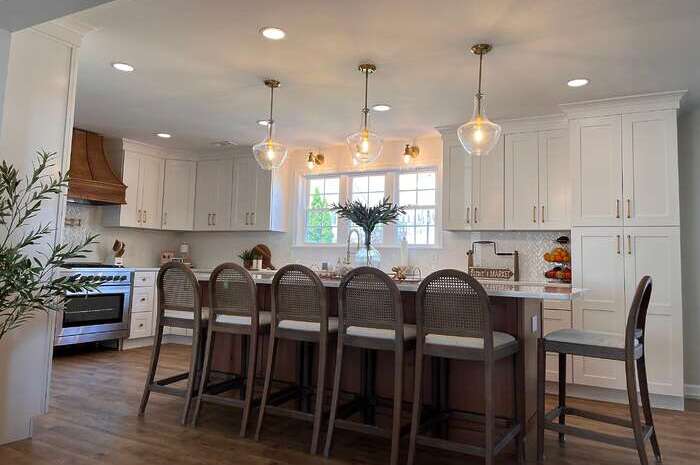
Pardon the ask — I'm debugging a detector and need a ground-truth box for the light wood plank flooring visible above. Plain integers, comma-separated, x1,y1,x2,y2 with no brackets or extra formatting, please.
1,344,699,465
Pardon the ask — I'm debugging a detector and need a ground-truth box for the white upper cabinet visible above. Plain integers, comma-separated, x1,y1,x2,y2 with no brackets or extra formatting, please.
440,130,502,230
622,110,680,226
564,92,684,228
570,115,623,227
231,156,288,231
194,158,233,231
103,142,164,230
503,119,569,230
162,160,196,230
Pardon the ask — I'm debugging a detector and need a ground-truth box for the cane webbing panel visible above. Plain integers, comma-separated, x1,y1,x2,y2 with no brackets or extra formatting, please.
211,265,255,317
160,266,197,312
275,267,323,323
420,271,487,338
341,269,397,331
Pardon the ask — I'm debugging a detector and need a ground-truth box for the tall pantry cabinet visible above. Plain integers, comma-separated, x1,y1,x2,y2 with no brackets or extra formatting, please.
563,91,685,405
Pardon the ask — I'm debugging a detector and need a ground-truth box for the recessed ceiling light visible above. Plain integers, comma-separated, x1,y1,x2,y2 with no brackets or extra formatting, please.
260,27,286,40
111,62,134,72
372,104,392,112
155,133,171,139
257,119,271,126
567,78,589,88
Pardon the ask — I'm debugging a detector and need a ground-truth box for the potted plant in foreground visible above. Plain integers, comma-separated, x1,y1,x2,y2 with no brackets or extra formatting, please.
330,196,405,268
0,151,102,342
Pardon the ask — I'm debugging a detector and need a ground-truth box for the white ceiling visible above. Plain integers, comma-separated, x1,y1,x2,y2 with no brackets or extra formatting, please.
0,0,112,31
71,0,700,152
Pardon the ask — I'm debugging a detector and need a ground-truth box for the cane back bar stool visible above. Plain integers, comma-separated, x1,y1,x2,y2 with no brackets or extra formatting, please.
324,267,416,465
407,270,524,465
139,262,208,425
191,263,271,437
255,264,337,454
537,276,661,465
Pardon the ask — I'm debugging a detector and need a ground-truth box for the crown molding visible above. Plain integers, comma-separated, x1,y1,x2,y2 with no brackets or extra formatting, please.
31,17,97,47
560,90,687,118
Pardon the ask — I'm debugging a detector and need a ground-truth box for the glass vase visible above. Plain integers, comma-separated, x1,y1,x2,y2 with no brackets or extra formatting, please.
355,243,381,268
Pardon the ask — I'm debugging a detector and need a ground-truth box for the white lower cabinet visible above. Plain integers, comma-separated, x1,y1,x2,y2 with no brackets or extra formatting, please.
128,272,157,341
570,227,683,398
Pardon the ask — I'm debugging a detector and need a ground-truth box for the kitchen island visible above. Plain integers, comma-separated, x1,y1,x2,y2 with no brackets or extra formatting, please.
192,269,583,455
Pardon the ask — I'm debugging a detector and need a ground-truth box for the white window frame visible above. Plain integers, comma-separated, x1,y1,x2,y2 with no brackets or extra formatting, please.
295,165,441,249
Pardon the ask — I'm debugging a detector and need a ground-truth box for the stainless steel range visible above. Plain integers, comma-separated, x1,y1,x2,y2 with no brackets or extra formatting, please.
54,264,133,346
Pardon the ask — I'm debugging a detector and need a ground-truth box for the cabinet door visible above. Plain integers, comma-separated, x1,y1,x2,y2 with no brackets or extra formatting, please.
252,167,273,230
118,152,142,227
473,137,504,229
138,155,164,229
162,160,196,230
194,160,217,231
505,132,540,229
539,129,570,229
622,110,679,227
232,157,259,230
442,137,473,230
571,116,623,227
624,227,683,396
210,159,233,231
571,227,626,389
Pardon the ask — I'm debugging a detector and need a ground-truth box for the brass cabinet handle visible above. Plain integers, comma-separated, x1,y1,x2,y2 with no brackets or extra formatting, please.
143,210,147,224
207,213,211,226
474,206,478,224
212,213,216,226
626,199,631,219
616,235,621,254
137,209,142,224
163,212,167,226
616,200,620,219
532,206,537,223
250,212,255,225
245,212,250,225
627,234,632,255
541,205,545,223
466,206,471,224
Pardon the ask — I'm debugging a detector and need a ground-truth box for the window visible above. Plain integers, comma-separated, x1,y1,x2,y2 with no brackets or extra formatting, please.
299,168,439,247
304,176,339,244
397,171,436,245
350,174,386,244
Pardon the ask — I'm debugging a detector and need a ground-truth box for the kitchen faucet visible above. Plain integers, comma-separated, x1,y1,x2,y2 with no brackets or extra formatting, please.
344,229,361,265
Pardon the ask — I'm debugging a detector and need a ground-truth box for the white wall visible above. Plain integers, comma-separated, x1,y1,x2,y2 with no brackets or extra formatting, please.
678,108,700,392
0,29,9,130
0,24,81,445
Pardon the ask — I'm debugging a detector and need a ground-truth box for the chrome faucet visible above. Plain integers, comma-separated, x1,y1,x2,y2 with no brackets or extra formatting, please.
344,229,361,265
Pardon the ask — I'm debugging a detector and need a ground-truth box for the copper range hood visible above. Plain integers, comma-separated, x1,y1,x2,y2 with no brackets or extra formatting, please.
67,128,126,205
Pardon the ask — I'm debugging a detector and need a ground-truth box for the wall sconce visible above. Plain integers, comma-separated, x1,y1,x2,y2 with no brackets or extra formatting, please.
306,151,325,169
403,144,420,164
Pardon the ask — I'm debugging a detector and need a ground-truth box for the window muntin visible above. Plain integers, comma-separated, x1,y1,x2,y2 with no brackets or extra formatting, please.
304,176,340,244
397,171,436,245
349,174,386,244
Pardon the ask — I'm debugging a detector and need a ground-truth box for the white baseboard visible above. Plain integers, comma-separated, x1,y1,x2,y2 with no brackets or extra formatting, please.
685,384,700,399
121,334,192,350
545,381,685,411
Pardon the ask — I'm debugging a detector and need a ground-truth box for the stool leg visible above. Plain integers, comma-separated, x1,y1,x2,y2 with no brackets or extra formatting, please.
323,338,345,458
389,347,404,465
637,355,662,462
139,322,164,416
558,352,567,444
240,335,249,400
407,344,424,465
254,332,277,440
310,336,328,455
240,331,259,437
191,325,214,426
537,339,546,463
626,358,650,465
485,355,495,465
181,324,201,425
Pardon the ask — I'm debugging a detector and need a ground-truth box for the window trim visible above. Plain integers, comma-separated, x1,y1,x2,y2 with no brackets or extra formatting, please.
294,165,442,249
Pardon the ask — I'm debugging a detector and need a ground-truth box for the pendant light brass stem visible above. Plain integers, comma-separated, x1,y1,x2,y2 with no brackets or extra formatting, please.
470,44,492,117
264,79,280,140
358,64,376,130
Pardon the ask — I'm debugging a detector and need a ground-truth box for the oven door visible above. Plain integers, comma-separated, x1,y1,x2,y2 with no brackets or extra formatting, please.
55,285,132,343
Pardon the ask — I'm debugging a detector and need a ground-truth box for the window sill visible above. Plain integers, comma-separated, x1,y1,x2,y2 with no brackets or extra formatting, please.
292,243,443,250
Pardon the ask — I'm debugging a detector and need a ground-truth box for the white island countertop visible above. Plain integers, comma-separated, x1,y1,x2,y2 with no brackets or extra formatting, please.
186,268,583,301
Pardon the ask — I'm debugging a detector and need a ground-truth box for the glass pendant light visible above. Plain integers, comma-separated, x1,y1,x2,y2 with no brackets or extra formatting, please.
253,79,288,170
347,63,383,164
457,44,502,156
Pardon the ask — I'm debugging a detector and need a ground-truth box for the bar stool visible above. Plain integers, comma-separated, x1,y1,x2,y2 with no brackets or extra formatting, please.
255,264,336,454
537,276,661,465
407,269,524,465
139,262,208,425
324,267,415,465
191,263,270,437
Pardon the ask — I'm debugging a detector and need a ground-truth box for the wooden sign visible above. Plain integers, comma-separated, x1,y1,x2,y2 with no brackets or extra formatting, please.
468,266,514,280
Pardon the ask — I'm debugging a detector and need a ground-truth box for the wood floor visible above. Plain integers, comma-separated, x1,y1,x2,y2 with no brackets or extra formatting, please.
1,344,699,465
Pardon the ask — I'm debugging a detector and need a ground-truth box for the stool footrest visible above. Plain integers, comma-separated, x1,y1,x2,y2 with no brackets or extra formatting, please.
155,371,189,386
150,384,186,397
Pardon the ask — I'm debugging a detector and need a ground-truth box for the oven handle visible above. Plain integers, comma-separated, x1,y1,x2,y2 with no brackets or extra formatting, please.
64,286,132,297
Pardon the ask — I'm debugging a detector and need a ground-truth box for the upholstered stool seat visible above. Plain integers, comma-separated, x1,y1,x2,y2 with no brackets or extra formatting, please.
164,308,210,320
346,324,416,340
278,316,338,332
545,328,639,349
216,311,272,326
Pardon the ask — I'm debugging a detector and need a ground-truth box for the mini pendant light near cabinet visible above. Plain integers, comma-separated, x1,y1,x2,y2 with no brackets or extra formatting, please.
253,79,288,170
457,44,502,156
347,63,383,164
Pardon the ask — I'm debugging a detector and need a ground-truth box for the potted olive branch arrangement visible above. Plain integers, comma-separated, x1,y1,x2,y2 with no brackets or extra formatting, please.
0,151,104,342
330,196,405,268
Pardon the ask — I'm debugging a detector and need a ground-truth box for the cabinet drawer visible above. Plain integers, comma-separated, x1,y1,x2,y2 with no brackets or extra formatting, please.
131,286,154,313
134,271,156,288
130,312,153,339
543,299,571,311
